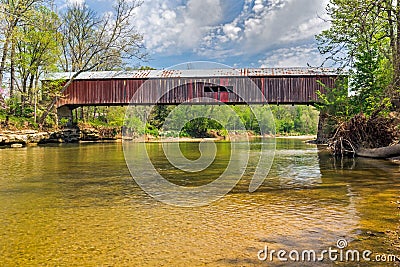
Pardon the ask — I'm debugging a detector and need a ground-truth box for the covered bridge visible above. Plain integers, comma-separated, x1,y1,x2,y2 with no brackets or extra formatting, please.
44,68,339,120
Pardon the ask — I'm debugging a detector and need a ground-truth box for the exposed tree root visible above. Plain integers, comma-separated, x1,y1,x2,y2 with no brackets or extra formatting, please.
328,111,400,158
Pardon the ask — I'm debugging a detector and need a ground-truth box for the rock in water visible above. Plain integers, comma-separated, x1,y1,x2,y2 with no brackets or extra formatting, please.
11,144,23,148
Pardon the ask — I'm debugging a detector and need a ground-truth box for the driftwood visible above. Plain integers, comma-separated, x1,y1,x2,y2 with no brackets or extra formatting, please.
328,111,400,159
357,144,400,159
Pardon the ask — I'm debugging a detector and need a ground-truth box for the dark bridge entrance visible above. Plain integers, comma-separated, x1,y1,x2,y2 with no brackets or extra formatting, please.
44,68,338,121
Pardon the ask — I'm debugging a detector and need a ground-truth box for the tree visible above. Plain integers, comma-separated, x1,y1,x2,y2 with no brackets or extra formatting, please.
0,0,44,108
148,105,174,130
14,5,59,115
317,0,400,99
39,0,146,125
316,0,400,156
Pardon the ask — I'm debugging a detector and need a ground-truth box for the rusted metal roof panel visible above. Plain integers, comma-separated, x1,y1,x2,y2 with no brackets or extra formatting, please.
45,68,338,81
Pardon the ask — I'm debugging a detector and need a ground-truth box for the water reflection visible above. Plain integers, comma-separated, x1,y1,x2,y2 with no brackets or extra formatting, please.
0,140,398,266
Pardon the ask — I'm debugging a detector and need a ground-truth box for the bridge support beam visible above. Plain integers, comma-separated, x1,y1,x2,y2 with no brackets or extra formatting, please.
57,106,73,126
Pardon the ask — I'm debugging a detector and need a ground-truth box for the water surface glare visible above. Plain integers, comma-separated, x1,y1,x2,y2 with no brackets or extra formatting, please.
0,139,399,266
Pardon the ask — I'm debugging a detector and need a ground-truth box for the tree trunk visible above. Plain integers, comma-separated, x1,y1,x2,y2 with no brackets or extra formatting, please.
34,74,40,123
395,1,400,94
0,34,11,85
0,17,18,85
357,144,400,159
21,77,28,112
9,37,16,98
39,71,82,126
28,74,35,105
0,29,15,111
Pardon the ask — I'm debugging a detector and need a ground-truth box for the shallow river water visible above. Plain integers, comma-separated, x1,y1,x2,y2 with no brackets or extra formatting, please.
0,139,399,266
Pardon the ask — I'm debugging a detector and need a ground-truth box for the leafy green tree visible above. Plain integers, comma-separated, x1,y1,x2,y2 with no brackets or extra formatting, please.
317,0,400,118
148,105,174,129
14,5,60,114
349,47,392,115
39,0,146,125
0,0,43,89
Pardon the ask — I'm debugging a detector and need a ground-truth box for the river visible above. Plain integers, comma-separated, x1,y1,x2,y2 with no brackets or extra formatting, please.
0,139,399,266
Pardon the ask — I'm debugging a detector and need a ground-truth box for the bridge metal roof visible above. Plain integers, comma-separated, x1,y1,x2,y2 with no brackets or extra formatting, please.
45,68,339,81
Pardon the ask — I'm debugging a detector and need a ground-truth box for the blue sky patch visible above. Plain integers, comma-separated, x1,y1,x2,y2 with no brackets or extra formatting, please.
57,0,331,69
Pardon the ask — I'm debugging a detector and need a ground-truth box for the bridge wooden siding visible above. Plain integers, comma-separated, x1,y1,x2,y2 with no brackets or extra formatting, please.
48,68,338,108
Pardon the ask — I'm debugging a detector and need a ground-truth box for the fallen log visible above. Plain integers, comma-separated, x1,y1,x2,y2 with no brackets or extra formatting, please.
356,144,400,159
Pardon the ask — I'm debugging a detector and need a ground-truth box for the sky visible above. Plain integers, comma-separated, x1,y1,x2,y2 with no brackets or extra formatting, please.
60,0,331,69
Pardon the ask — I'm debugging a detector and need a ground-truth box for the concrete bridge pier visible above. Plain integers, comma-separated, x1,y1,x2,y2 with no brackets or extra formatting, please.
57,105,74,126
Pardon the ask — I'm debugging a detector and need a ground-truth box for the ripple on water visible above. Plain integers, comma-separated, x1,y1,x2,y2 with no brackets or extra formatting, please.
0,141,399,266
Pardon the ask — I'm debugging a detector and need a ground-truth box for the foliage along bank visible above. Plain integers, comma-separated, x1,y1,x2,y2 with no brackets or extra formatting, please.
69,105,320,139
315,0,400,156
0,0,145,128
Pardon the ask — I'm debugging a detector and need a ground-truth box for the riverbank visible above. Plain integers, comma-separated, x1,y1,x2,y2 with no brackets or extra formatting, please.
0,127,316,147
0,126,318,148
123,133,318,143
0,127,120,147
276,135,317,140
0,129,79,147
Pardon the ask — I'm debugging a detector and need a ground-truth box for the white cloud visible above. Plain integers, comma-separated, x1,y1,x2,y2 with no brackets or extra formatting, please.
252,0,265,13
223,24,242,41
242,0,328,52
133,0,224,55
196,0,329,59
282,16,330,43
130,0,331,65
66,0,85,6
258,44,325,67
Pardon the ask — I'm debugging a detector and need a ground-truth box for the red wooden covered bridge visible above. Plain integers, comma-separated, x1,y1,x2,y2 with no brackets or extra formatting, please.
44,68,338,120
